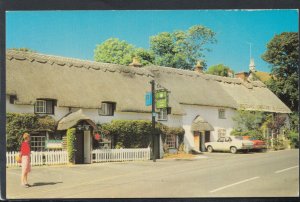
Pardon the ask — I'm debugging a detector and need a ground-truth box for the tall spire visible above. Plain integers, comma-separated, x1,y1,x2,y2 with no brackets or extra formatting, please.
249,58,256,72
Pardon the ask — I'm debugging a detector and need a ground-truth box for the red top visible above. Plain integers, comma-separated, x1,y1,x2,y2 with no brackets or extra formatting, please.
20,141,31,156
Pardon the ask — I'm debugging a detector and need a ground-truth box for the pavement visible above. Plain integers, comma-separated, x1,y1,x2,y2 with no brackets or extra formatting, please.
6,149,299,199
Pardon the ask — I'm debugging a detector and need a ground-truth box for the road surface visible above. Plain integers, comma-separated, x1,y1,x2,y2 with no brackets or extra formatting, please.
6,149,299,198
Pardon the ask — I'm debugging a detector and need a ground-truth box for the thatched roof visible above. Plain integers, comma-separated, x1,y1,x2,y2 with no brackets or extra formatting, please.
254,71,271,82
146,65,237,109
57,109,97,130
146,65,291,113
191,115,214,131
6,50,184,115
6,50,291,114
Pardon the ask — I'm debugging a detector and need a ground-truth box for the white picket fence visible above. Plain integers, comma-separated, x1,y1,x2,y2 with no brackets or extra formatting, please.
92,148,151,163
7,148,151,167
6,151,69,167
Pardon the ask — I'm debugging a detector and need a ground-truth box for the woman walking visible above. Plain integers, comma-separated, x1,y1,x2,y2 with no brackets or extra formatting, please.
20,133,31,188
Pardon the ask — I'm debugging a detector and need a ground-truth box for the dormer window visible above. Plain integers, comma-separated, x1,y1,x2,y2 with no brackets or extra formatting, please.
9,95,17,104
34,99,55,115
157,108,168,121
98,102,115,116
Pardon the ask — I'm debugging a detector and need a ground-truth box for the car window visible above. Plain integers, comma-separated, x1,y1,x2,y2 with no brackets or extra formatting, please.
218,137,225,142
225,137,231,142
234,136,243,140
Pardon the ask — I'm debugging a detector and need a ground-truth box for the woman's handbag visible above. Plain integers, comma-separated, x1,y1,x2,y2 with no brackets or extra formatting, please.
16,154,22,163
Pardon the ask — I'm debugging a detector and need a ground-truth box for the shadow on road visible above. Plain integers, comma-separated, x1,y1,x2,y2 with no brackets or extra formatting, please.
31,182,63,187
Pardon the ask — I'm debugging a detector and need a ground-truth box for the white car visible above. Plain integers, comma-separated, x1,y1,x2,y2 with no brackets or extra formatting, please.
205,136,254,154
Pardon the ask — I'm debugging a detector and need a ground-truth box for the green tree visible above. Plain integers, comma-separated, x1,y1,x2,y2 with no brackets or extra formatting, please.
231,110,265,139
134,48,155,66
206,64,234,77
94,38,135,65
94,38,154,66
150,25,216,69
262,32,299,112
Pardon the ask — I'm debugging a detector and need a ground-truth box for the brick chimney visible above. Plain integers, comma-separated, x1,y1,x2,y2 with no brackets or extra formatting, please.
235,72,249,80
129,57,142,67
194,60,204,73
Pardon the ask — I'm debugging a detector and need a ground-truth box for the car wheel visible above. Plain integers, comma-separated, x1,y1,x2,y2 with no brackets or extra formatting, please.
207,146,213,153
230,146,237,154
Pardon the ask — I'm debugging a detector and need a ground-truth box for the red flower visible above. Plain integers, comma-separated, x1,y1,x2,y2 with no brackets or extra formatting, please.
94,133,101,141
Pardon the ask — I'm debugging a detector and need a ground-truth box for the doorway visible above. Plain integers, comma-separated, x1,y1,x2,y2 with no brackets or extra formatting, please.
74,130,92,164
194,131,200,151
75,131,84,164
205,131,210,142
84,130,91,163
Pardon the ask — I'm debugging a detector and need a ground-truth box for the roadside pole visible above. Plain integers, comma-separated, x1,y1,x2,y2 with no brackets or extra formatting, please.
150,80,156,162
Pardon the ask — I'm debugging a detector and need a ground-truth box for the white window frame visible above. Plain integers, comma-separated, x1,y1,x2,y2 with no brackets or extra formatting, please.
99,102,114,116
157,108,167,121
218,128,226,138
218,109,226,119
35,100,46,114
166,134,176,148
31,135,46,151
34,100,54,114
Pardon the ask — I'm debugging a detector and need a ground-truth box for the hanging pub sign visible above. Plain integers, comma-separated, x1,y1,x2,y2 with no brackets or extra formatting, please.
155,90,168,109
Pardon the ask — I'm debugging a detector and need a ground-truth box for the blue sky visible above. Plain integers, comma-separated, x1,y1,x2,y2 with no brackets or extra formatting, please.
6,10,298,73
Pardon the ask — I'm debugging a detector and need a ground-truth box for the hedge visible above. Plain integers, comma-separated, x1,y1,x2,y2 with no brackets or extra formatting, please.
67,128,76,163
6,113,56,151
100,120,185,149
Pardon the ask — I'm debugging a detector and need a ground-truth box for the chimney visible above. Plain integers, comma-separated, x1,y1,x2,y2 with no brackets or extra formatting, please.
194,60,204,73
235,72,249,80
129,57,142,67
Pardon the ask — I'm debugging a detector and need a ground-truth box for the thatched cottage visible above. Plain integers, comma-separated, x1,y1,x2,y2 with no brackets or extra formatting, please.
6,50,291,158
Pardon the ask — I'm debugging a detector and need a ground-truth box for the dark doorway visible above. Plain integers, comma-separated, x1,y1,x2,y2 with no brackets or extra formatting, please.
75,130,84,164
205,131,210,142
200,132,206,152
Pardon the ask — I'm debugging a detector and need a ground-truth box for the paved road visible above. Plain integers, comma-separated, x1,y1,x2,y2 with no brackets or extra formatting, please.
6,149,299,199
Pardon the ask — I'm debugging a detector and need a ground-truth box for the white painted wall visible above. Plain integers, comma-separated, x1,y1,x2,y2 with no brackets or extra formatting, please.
181,104,236,152
6,96,34,114
7,95,239,154
6,96,182,155
6,96,182,127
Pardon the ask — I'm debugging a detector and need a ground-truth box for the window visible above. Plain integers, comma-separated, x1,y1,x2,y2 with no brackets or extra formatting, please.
218,109,226,119
34,99,55,114
9,95,17,104
157,108,167,121
31,135,46,151
218,128,226,138
99,102,115,116
166,134,176,148
218,137,225,142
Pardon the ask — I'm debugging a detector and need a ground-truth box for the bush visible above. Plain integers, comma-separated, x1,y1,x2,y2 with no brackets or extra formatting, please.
230,129,264,140
287,130,299,148
6,113,56,151
67,128,76,163
273,138,285,150
101,120,185,149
